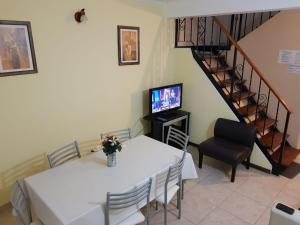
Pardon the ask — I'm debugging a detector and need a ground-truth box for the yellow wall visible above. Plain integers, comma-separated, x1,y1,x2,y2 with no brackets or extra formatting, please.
0,0,175,205
171,48,272,170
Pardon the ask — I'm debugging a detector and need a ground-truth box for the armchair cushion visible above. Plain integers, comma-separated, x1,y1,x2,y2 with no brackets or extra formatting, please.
198,137,252,165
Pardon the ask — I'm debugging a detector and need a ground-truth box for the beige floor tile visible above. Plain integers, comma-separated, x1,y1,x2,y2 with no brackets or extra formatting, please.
220,192,266,224
255,208,271,225
147,207,195,225
273,190,300,208
199,208,251,225
181,192,217,224
236,173,288,207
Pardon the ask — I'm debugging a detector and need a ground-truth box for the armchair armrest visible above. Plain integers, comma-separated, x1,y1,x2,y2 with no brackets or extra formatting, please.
269,202,300,225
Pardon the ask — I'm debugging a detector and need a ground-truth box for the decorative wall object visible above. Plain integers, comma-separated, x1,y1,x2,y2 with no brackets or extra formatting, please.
0,20,37,77
74,9,87,23
117,26,140,65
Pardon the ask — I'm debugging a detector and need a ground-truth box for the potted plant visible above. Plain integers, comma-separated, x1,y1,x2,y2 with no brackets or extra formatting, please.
101,134,122,167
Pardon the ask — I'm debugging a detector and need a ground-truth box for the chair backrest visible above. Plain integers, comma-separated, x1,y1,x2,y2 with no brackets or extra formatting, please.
47,141,81,168
10,180,32,225
214,118,256,148
100,128,131,143
105,178,152,225
165,151,186,189
166,127,189,150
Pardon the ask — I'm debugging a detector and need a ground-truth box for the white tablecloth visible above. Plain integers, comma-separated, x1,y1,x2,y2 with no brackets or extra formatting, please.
25,135,198,225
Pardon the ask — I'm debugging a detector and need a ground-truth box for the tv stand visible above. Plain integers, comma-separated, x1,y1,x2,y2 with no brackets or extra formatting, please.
144,110,190,142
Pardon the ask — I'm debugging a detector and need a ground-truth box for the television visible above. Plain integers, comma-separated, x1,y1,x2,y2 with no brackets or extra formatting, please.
149,83,183,115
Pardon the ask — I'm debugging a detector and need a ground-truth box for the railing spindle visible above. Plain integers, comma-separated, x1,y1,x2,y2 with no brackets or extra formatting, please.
243,14,248,38
280,111,291,164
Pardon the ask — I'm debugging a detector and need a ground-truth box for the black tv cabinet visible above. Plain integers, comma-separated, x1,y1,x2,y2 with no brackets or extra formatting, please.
144,110,190,143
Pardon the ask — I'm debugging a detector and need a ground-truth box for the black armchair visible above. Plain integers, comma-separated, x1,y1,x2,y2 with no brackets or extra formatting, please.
198,118,256,182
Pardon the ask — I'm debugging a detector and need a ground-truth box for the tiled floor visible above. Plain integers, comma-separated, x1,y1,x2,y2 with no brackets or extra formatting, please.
1,146,300,225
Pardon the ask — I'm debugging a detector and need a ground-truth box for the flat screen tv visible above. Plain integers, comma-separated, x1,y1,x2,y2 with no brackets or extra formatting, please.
149,83,183,115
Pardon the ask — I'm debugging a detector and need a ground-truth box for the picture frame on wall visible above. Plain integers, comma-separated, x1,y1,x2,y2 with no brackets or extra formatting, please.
117,25,140,66
0,20,38,77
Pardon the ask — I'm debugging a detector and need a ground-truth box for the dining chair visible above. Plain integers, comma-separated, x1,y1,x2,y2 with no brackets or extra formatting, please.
10,180,43,225
166,126,189,199
155,151,186,225
105,178,152,225
166,127,189,151
47,141,81,168
100,128,131,143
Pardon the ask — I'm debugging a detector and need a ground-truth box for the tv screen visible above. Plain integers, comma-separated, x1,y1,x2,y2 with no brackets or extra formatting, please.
150,83,182,114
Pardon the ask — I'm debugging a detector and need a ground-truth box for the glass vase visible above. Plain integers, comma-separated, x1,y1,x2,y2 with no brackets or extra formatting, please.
107,152,116,167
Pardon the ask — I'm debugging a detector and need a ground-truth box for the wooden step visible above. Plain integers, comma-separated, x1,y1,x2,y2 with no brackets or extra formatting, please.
272,146,300,167
231,91,256,102
217,79,246,88
251,118,276,133
260,131,286,151
210,66,233,74
237,104,262,117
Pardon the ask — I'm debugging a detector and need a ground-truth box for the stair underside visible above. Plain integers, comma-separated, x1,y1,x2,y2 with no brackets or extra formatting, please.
272,146,300,167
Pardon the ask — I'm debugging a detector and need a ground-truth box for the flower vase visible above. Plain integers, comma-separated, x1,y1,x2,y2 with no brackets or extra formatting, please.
107,152,117,167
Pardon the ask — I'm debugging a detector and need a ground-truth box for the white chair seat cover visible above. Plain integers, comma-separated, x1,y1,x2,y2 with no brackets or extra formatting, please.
156,185,179,204
30,220,44,225
117,211,145,225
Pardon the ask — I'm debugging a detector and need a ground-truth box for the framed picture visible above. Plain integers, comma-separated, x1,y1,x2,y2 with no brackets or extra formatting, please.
0,20,37,77
117,25,140,66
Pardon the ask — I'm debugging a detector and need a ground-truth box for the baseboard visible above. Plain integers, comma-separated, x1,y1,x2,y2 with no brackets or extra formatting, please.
188,141,198,147
242,162,271,174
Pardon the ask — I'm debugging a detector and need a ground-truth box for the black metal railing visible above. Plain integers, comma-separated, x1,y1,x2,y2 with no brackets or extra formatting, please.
231,11,279,41
175,11,279,48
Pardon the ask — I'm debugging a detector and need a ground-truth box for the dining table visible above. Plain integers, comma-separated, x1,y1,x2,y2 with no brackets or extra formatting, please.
25,135,198,225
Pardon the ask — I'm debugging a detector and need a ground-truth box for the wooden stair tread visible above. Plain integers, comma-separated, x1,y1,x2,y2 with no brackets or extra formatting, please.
272,146,300,167
251,118,276,133
260,131,286,151
210,66,233,73
237,104,262,116
231,91,256,102
217,79,246,88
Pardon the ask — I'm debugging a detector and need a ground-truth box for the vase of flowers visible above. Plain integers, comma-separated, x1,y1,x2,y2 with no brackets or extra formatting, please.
101,134,122,167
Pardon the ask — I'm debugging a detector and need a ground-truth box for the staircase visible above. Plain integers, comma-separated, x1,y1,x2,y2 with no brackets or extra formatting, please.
176,13,300,174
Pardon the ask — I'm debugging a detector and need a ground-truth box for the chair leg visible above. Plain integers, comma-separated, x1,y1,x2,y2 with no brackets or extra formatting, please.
146,203,150,225
246,156,251,170
155,201,158,210
177,188,182,219
231,166,236,183
181,181,184,200
164,204,167,225
198,150,203,168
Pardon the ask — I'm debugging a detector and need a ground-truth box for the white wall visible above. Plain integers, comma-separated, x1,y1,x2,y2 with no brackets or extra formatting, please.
171,48,272,170
158,0,300,18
